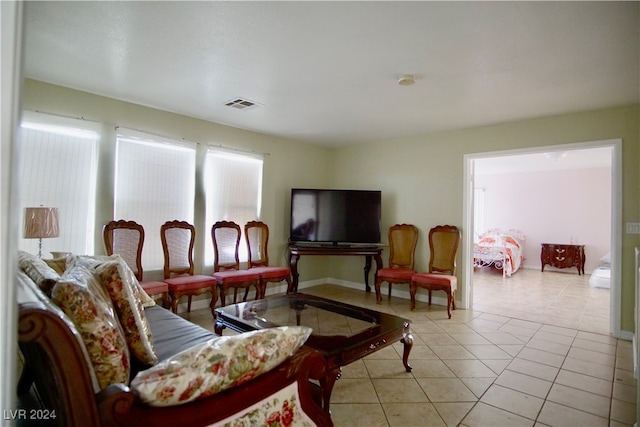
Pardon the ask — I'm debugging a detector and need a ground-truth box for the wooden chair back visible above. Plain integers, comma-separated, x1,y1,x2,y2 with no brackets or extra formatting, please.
245,221,270,268
160,220,196,279
388,224,419,270
428,225,461,275
212,220,241,272
103,219,144,281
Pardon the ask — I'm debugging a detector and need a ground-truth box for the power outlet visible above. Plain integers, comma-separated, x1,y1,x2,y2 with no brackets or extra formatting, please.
626,223,640,234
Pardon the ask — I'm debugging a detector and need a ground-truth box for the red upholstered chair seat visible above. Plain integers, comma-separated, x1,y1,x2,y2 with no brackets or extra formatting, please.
140,280,169,296
376,267,416,281
164,275,217,292
213,270,260,284
249,266,291,280
411,273,457,291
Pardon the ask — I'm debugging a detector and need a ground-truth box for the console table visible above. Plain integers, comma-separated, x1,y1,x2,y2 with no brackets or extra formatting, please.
541,243,586,275
288,244,383,293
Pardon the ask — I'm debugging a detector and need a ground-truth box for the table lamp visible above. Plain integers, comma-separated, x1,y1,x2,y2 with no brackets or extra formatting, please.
24,207,59,258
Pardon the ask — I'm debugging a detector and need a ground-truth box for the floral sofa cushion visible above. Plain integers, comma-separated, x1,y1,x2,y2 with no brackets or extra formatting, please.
211,381,315,427
131,326,312,406
95,258,159,366
18,250,60,294
51,263,130,389
67,254,156,307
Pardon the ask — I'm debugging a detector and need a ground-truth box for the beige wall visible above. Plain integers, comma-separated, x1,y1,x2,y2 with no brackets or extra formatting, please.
21,79,333,280
22,80,640,332
331,105,639,332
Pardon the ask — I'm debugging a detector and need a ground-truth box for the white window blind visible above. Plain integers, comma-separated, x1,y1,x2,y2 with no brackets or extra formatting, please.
204,148,263,264
18,111,100,256
115,128,196,271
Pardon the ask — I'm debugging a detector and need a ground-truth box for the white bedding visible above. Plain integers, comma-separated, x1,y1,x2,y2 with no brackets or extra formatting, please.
590,265,611,289
474,229,525,277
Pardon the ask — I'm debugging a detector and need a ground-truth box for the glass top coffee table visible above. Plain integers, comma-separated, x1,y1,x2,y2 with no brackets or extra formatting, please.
214,293,413,411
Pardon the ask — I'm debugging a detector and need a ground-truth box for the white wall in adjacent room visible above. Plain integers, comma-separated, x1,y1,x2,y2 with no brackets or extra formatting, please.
476,166,611,273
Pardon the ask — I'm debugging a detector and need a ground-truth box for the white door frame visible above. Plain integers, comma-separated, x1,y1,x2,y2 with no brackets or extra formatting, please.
462,139,622,338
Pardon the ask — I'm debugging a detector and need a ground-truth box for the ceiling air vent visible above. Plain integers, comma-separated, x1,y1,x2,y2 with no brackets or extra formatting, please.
224,98,261,110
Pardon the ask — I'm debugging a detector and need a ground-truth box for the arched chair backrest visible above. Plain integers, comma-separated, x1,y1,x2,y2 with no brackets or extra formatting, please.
428,225,461,275
103,219,145,281
160,220,196,279
212,220,241,272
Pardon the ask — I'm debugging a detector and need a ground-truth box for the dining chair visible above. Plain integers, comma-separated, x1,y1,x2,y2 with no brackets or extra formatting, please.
410,224,461,318
245,221,292,294
375,224,419,303
211,221,261,307
103,219,170,308
160,220,218,315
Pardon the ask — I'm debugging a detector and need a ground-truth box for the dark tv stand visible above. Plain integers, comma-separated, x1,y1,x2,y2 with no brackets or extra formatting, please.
287,244,383,293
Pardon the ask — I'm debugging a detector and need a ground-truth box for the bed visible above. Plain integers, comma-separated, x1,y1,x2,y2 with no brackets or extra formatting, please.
590,252,611,289
473,229,525,277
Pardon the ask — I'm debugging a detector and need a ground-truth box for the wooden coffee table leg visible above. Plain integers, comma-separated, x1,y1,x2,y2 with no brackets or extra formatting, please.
214,315,226,336
320,366,342,412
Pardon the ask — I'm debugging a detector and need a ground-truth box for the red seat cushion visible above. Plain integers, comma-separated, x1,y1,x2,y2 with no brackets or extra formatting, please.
378,267,416,281
213,270,260,285
411,272,457,291
250,266,290,280
139,280,169,296
164,275,217,292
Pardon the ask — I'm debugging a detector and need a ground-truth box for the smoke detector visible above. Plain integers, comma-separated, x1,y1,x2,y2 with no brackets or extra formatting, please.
398,75,416,86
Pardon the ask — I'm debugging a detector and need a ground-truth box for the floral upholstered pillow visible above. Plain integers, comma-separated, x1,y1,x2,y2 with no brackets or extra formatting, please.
51,264,130,389
130,326,312,406
67,254,156,308
96,259,158,366
212,381,315,427
18,250,60,295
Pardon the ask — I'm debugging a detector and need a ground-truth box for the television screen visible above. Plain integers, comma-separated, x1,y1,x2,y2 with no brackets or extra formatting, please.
289,188,381,244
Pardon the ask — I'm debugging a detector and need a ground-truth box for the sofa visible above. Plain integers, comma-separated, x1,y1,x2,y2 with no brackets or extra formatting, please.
16,251,332,427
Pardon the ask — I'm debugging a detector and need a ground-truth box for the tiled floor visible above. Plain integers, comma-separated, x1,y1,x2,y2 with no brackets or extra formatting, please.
186,268,637,426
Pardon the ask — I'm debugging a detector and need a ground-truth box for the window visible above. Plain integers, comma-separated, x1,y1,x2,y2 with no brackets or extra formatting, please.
204,148,263,264
114,128,196,271
18,111,100,255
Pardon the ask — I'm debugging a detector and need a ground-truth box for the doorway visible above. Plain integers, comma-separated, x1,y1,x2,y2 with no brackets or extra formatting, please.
462,139,622,337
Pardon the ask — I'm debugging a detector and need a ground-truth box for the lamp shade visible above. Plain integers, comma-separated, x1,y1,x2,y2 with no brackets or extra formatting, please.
24,207,59,239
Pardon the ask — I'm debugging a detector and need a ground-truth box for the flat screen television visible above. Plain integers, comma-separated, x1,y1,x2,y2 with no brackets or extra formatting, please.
289,188,381,245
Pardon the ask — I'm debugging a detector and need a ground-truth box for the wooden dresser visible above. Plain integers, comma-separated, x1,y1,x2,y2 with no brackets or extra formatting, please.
540,243,585,275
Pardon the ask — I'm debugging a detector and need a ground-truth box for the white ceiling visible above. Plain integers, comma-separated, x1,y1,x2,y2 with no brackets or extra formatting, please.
22,1,639,147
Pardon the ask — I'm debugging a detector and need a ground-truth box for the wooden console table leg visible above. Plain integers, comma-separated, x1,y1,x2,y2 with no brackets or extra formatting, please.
364,255,372,292
373,253,382,293
290,253,300,293
401,323,413,372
